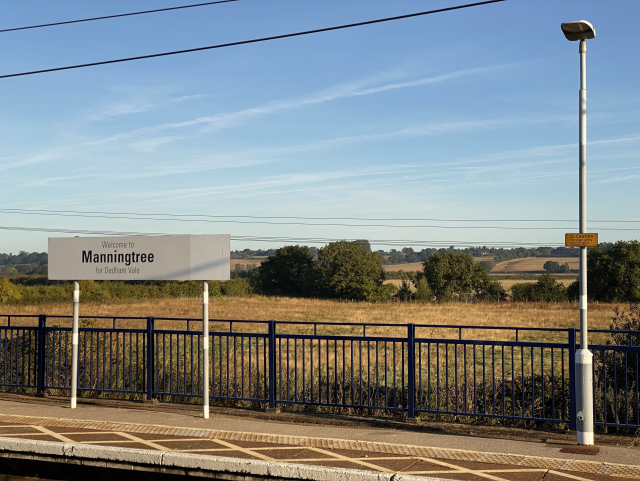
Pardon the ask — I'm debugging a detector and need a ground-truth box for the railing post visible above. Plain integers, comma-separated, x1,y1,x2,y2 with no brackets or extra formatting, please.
36,315,46,396
268,320,276,409
568,328,577,431
146,317,154,402
407,323,416,419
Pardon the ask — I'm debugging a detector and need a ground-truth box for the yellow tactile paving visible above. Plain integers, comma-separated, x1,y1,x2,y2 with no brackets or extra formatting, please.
0,414,638,481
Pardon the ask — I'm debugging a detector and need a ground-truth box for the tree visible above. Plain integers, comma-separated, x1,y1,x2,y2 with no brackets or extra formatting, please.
422,252,505,301
257,245,314,296
413,277,432,302
588,241,640,302
479,260,495,273
354,239,372,253
511,274,567,302
544,260,561,273
315,241,388,301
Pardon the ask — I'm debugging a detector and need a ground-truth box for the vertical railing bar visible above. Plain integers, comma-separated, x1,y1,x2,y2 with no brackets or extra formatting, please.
333,339,337,406
492,345,495,416
445,343,449,412
541,346,546,419
375,340,379,408
436,342,440,412
530,346,534,419
428,343,432,411
350,339,354,408
502,345,505,416
279,337,282,402
385,342,389,408
551,347,556,420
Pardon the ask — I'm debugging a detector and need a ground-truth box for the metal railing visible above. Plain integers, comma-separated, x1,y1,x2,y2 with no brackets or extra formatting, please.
1,315,638,430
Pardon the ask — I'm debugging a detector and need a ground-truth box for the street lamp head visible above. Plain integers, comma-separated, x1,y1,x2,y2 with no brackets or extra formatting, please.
561,20,595,41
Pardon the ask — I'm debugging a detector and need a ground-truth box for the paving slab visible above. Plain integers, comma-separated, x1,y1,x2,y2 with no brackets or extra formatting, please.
0,398,638,481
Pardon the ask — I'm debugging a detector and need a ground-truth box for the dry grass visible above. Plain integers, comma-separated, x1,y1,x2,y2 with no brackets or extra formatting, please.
383,258,488,273
499,278,577,291
493,257,579,273
230,257,266,270
383,262,423,272
0,296,622,344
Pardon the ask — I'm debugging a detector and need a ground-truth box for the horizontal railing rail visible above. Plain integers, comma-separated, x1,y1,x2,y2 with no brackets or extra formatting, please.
1,314,638,430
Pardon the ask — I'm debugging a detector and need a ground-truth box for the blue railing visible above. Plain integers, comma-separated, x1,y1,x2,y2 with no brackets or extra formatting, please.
0,315,638,430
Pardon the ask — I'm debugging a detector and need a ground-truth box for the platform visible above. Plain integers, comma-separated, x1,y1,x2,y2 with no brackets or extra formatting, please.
0,398,638,480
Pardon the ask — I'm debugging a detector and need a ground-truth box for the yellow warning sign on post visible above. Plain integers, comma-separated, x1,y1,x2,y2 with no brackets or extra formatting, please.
565,233,598,247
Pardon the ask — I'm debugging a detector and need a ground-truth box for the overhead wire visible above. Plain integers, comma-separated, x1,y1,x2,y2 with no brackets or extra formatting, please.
0,208,638,231
0,208,637,223
0,0,506,79
0,0,239,34
0,225,566,247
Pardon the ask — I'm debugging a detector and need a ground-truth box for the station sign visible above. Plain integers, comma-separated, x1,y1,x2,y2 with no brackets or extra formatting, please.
48,235,230,280
565,233,598,247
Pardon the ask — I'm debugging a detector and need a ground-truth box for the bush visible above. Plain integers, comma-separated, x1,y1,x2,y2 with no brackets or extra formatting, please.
0,278,23,304
221,278,254,297
511,274,567,302
413,277,432,302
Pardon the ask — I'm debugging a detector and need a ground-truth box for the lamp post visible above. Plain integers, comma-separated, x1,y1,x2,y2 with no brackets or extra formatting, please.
561,20,596,446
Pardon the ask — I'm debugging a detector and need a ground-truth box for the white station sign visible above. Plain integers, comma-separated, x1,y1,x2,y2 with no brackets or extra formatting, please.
48,235,230,280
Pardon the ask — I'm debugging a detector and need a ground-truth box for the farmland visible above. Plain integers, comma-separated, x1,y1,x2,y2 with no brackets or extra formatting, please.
0,295,622,343
492,257,578,273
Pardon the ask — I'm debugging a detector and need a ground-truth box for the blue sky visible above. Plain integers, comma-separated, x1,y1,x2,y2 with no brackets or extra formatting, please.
1,0,638,254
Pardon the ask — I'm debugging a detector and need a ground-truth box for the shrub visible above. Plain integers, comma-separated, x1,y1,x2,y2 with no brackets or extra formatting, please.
0,278,23,304
511,274,567,302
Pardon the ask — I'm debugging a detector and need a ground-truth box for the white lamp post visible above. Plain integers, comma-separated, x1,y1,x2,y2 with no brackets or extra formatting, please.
561,19,596,446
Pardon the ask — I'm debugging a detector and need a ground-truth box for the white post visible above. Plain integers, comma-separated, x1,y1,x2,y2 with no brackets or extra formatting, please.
576,38,594,445
203,280,210,419
70,281,79,409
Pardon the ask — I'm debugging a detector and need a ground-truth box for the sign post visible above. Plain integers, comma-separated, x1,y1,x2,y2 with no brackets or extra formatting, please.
203,280,210,419
70,281,79,409
48,234,230,415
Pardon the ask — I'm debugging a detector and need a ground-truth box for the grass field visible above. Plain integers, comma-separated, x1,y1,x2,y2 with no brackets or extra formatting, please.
492,257,578,273
498,278,576,290
383,258,488,272
230,257,265,270
0,296,623,344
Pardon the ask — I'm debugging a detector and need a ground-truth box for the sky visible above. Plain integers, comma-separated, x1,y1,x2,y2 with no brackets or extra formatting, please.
1,0,639,254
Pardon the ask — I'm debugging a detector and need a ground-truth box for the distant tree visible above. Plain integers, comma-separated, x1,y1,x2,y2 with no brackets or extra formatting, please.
354,239,372,253
479,260,496,273
511,274,567,302
413,277,432,302
544,261,561,273
396,280,413,302
588,241,640,302
314,241,388,301
257,245,314,297
422,252,505,301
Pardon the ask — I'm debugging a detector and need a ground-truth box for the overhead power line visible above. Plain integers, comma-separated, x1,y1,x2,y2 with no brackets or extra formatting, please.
0,0,506,80
0,225,565,247
0,1,238,34
0,208,638,231
1,208,637,223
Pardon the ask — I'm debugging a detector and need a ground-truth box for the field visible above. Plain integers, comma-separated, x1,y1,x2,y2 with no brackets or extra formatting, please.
492,257,578,273
230,257,265,270
498,278,576,291
0,296,623,343
383,257,488,273
383,262,423,272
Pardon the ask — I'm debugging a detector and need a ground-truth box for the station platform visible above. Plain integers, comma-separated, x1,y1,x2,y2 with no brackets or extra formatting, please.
0,397,638,481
